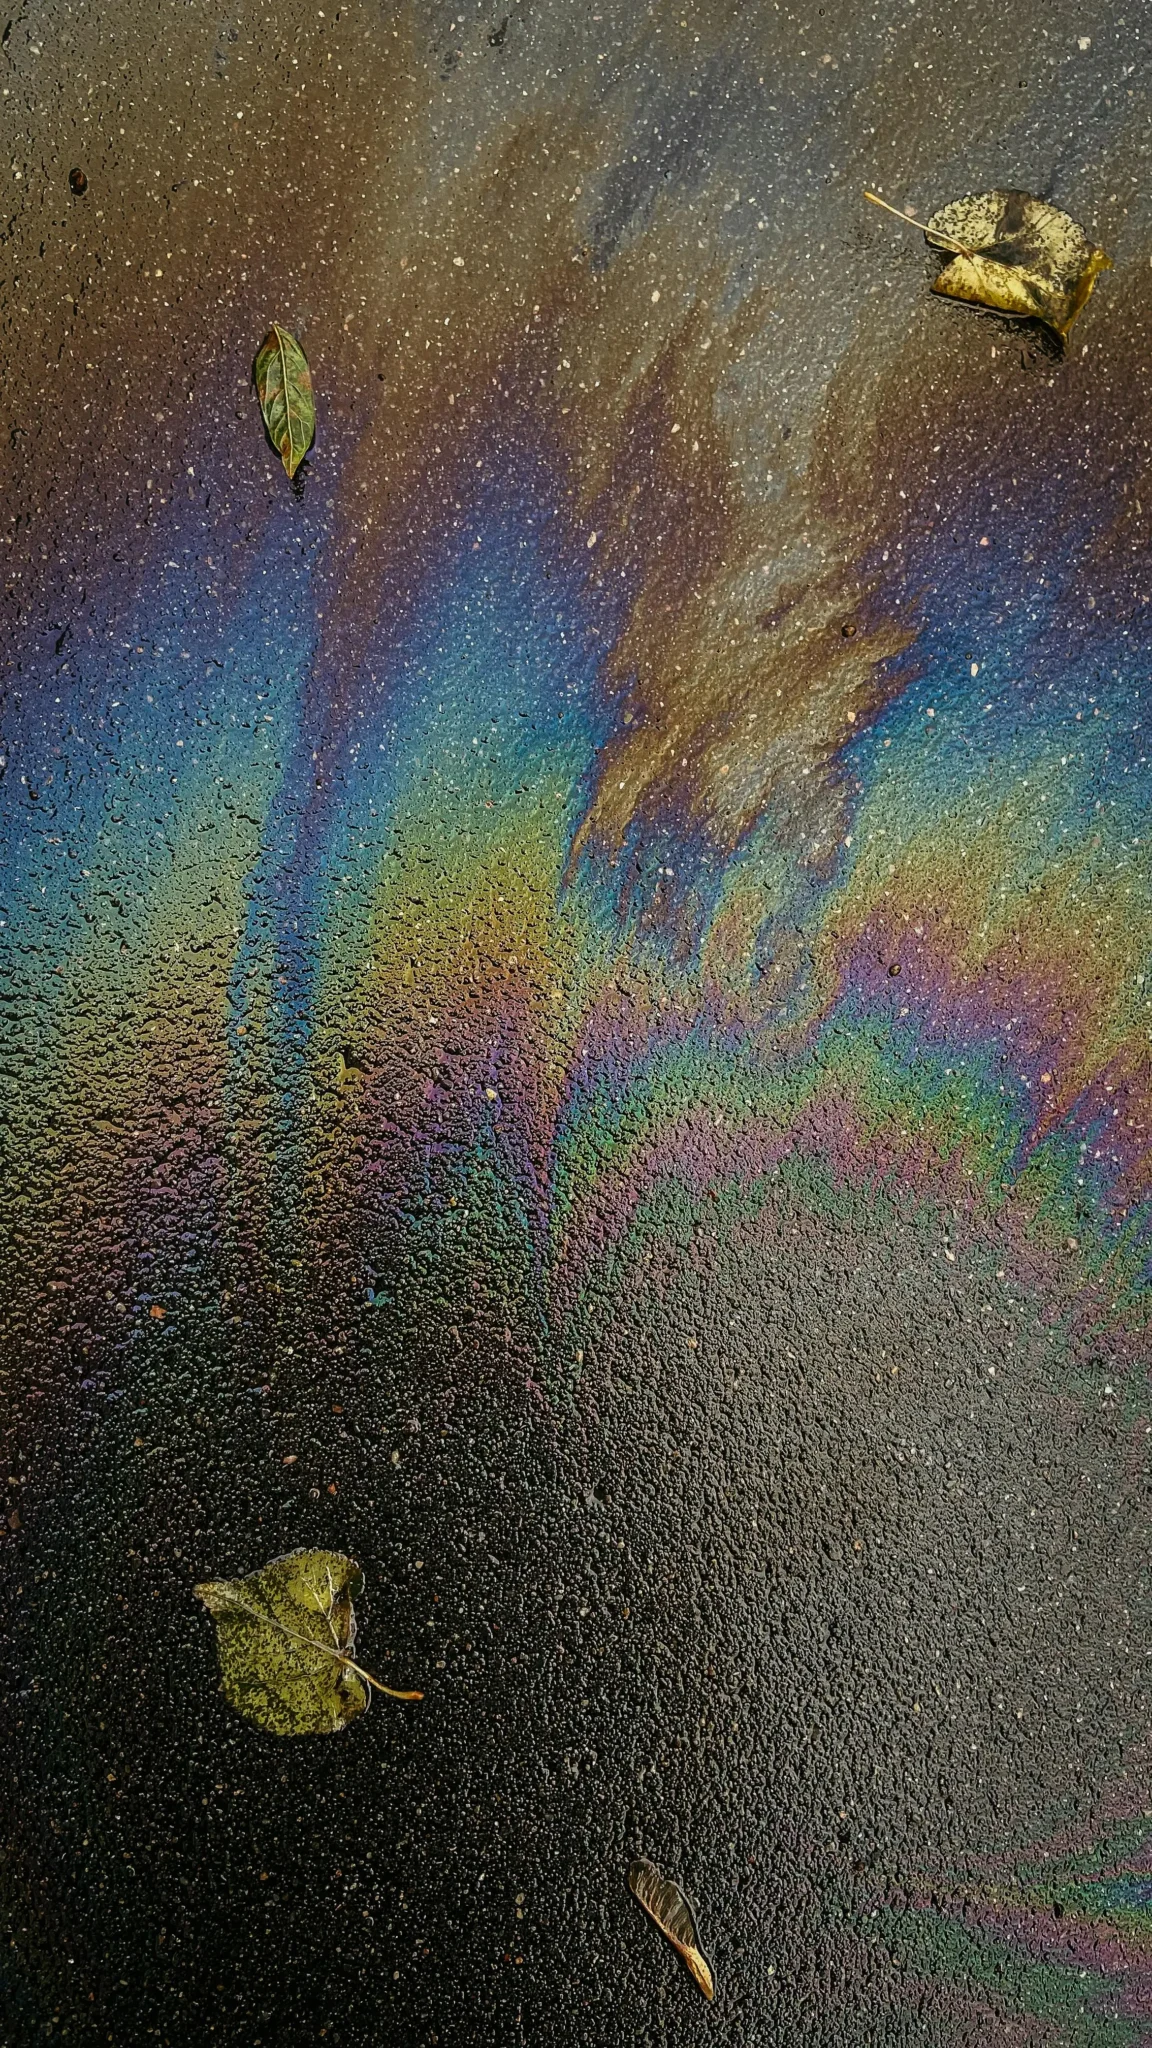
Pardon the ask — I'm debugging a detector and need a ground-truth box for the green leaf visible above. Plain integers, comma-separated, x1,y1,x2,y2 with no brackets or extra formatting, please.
193,1548,422,1737
254,324,315,480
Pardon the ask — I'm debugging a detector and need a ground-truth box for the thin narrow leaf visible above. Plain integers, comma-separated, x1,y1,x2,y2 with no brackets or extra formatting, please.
628,1856,715,2001
194,1547,421,1737
254,324,315,480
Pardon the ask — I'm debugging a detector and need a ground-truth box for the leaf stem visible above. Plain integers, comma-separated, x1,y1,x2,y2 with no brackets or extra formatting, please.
863,190,975,259
348,1661,424,1702
217,1590,423,1702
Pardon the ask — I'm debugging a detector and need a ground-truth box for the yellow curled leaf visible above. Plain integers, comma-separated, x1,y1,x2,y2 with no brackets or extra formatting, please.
628,1856,715,2001
254,323,315,480
865,188,1109,345
193,1547,422,1737
926,191,1109,342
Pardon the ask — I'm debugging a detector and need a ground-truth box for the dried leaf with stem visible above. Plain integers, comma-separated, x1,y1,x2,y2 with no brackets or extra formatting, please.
628,1856,715,2001
865,188,1110,344
194,1548,421,1737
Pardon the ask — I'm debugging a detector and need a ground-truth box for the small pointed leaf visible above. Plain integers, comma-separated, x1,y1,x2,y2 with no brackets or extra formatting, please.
628,1856,715,2001
254,324,315,479
193,1547,421,1737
